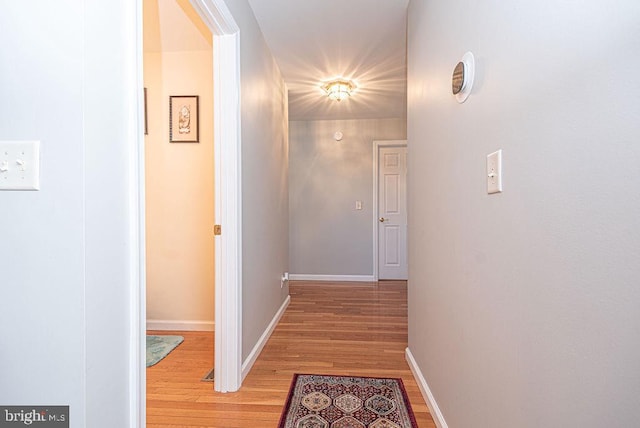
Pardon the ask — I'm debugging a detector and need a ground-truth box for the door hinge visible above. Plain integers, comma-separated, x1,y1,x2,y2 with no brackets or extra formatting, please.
214,225,222,235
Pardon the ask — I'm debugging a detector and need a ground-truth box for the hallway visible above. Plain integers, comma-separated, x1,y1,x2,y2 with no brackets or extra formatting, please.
147,281,435,427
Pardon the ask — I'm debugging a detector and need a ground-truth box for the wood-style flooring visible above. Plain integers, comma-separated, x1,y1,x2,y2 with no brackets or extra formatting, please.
147,280,436,427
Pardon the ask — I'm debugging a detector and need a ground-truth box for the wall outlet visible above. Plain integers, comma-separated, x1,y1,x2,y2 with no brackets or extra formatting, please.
281,272,289,288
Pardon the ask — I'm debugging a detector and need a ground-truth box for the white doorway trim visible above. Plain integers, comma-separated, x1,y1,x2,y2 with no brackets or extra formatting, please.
131,2,145,427
372,140,407,281
132,0,242,425
189,0,243,393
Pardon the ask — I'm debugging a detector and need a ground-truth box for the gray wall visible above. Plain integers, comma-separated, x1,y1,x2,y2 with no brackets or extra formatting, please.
407,1,640,427
225,0,290,361
0,1,138,426
0,0,288,423
289,119,406,276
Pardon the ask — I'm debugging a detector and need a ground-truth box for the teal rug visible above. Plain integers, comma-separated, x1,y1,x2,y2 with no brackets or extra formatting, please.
146,335,184,367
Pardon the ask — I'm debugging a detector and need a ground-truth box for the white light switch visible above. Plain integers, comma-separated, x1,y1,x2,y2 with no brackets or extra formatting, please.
355,200,362,210
0,141,40,190
487,149,502,194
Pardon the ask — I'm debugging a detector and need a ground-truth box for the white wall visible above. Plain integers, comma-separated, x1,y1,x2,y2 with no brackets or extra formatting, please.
407,1,640,427
224,0,290,361
144,40,215,328
0,1,138,427
289,119,406,277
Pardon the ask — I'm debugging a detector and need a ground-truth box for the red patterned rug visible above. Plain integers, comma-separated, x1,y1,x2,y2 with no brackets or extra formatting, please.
278,374,418,428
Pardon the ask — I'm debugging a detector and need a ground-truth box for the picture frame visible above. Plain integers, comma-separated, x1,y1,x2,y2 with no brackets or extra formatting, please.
144,88,148,135
169,95,199,143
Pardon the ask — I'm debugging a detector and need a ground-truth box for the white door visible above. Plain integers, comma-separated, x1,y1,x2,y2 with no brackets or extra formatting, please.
377,146,408,280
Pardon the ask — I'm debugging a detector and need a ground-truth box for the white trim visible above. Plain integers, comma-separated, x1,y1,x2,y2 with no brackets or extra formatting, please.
190,0,243,393
146,320,215,331
372,140,407,281
405,347,449,428
289,274,376,282
241,295,290,380
131,0,145,426
189,0,239,34
212,29,243,393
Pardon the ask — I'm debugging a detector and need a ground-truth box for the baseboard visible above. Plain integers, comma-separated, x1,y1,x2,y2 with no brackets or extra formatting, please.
405,347,448,428
241,295,291,380
289,274,376,282
146,320,214,332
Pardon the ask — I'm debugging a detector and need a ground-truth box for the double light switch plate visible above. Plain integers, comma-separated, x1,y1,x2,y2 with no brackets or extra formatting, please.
0,141,40,190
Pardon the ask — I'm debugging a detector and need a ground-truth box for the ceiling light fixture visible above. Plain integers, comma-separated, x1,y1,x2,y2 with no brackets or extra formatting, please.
322,79,356,102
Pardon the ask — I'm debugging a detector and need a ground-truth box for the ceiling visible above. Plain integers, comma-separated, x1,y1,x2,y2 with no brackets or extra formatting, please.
143,0,211,53
247,0,409,121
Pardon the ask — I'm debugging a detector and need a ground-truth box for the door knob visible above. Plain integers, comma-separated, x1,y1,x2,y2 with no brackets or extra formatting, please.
379,217,386,223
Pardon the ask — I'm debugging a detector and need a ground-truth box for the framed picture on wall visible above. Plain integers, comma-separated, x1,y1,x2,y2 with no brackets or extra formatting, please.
169,95,199,143
144,88,148,135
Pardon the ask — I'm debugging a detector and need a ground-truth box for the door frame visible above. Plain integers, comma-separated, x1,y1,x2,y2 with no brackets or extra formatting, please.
132,0,242,424
372,140,407,281
134,0,243,420
189,0,243,394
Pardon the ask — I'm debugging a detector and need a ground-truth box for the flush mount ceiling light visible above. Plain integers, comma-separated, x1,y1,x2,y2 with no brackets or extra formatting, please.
322,79,356,102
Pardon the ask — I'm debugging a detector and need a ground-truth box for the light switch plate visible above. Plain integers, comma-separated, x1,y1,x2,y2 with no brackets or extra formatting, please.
355,200,362,210
0,141,40,190
487,149,502,194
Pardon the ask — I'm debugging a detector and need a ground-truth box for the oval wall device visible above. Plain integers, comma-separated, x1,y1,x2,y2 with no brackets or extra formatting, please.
452,62,465,95
453,51,475,103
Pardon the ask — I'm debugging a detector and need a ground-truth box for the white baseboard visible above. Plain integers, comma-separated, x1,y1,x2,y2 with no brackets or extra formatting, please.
289,274,376,282
405,347,448,428
241,295,291,380
146,320,214,332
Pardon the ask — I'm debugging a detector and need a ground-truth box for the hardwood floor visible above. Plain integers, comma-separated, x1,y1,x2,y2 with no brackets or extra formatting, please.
147,280,436,427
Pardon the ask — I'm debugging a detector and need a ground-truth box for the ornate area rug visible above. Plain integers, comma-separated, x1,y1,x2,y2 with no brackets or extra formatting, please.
278,374,418,428
146,335,184,367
